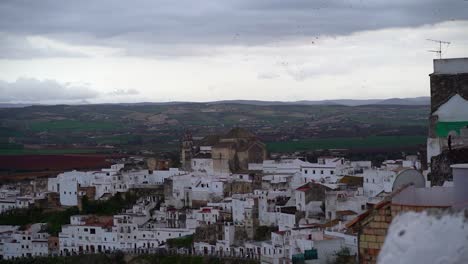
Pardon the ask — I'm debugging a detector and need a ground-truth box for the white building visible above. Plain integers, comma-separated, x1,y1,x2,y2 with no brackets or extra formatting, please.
1,223,49,260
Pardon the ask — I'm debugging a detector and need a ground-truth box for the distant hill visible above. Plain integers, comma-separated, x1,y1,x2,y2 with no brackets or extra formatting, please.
375,97,430,106
0,97,430,108
205,97,429,106
0,103,33,108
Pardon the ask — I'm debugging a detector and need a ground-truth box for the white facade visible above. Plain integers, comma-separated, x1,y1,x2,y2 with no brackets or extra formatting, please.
1,224,49,260
232,194,256,224
362,169,395,197
325,189,367,220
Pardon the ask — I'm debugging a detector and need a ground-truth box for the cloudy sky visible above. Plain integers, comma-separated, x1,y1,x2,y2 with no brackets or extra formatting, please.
0,0,467,104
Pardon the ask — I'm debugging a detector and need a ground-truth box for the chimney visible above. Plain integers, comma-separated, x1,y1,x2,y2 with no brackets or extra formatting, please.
451,164,468,209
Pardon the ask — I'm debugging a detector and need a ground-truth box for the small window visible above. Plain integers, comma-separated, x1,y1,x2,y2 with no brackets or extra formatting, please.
331,171,334,175
320,170,323,174
90,228,96,234
304,170,308,174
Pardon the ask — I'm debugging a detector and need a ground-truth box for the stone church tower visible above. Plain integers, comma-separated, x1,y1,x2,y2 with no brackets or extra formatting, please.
181,131,193,170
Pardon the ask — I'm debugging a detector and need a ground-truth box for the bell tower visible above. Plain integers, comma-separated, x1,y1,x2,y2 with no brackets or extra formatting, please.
181,130,193,170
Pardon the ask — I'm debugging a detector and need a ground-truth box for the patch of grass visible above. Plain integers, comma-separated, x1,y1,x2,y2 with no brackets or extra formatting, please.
254,225,278,241
28,120,119,132
81,192,139,216
0,193,140,236
167,235,194,248
267,135,426,152
0,253,120,264
0,207,79,236
0,148,103,155
94,134,142,145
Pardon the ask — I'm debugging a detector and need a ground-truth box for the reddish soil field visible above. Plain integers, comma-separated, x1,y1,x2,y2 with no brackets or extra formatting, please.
0,154,124,171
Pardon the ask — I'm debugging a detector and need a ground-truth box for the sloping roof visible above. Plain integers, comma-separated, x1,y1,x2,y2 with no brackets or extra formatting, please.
193,153,212,159
213,142,236,149
337,210,358,216
237,140,266,152
346,184,412,229
346,200,391,229
339,176,364,186
223,127,256,139
296,182,334,192
197,135,220,146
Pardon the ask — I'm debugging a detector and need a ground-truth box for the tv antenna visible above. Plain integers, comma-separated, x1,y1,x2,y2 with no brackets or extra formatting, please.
427,39,450,59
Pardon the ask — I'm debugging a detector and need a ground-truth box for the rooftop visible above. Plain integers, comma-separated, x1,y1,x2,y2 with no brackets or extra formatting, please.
433,57,468,75
392,186,453,207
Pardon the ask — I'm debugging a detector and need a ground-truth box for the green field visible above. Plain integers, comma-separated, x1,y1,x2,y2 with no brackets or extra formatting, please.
0,148,105,155
28,120,119,132
266,135,426,152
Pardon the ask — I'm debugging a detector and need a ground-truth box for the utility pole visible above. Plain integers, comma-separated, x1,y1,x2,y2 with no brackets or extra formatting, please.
427,39,451,59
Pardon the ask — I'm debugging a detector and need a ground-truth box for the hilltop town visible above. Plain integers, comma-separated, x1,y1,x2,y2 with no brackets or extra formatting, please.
0,58,467,264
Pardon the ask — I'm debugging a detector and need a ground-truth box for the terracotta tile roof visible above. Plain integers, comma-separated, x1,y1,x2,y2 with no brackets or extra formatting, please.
336,210,358,216
346,184,412,229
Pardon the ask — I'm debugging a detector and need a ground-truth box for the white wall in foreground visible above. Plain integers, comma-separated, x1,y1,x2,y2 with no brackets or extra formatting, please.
378,211,468,264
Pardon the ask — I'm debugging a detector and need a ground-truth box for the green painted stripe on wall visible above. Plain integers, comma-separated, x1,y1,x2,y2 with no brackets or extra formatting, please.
436,121,468,137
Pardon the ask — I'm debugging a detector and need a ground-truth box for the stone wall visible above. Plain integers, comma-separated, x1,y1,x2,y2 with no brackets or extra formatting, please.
429,148,468,186
358,204,391,264
357,201,454,263
194,224,224,244
430,73,468,113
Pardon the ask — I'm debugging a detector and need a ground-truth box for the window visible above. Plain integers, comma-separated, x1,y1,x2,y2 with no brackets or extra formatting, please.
320,170,323,174
313,170,316,174
304,169,308,174
331,171,334,175
90,228,95,234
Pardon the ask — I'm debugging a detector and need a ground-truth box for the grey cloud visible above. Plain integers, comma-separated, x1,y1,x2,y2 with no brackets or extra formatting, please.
257,72,280,80
0,0,467,58
0,78,99,103
108,88,139,96
0,33,87,59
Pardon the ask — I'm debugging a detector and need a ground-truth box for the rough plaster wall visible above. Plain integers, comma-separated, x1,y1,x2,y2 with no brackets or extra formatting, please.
430,148,468,186
378,210,468,264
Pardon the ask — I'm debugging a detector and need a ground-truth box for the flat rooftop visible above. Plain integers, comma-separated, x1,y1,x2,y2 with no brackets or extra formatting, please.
433,58,468,75
392,186,453,207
